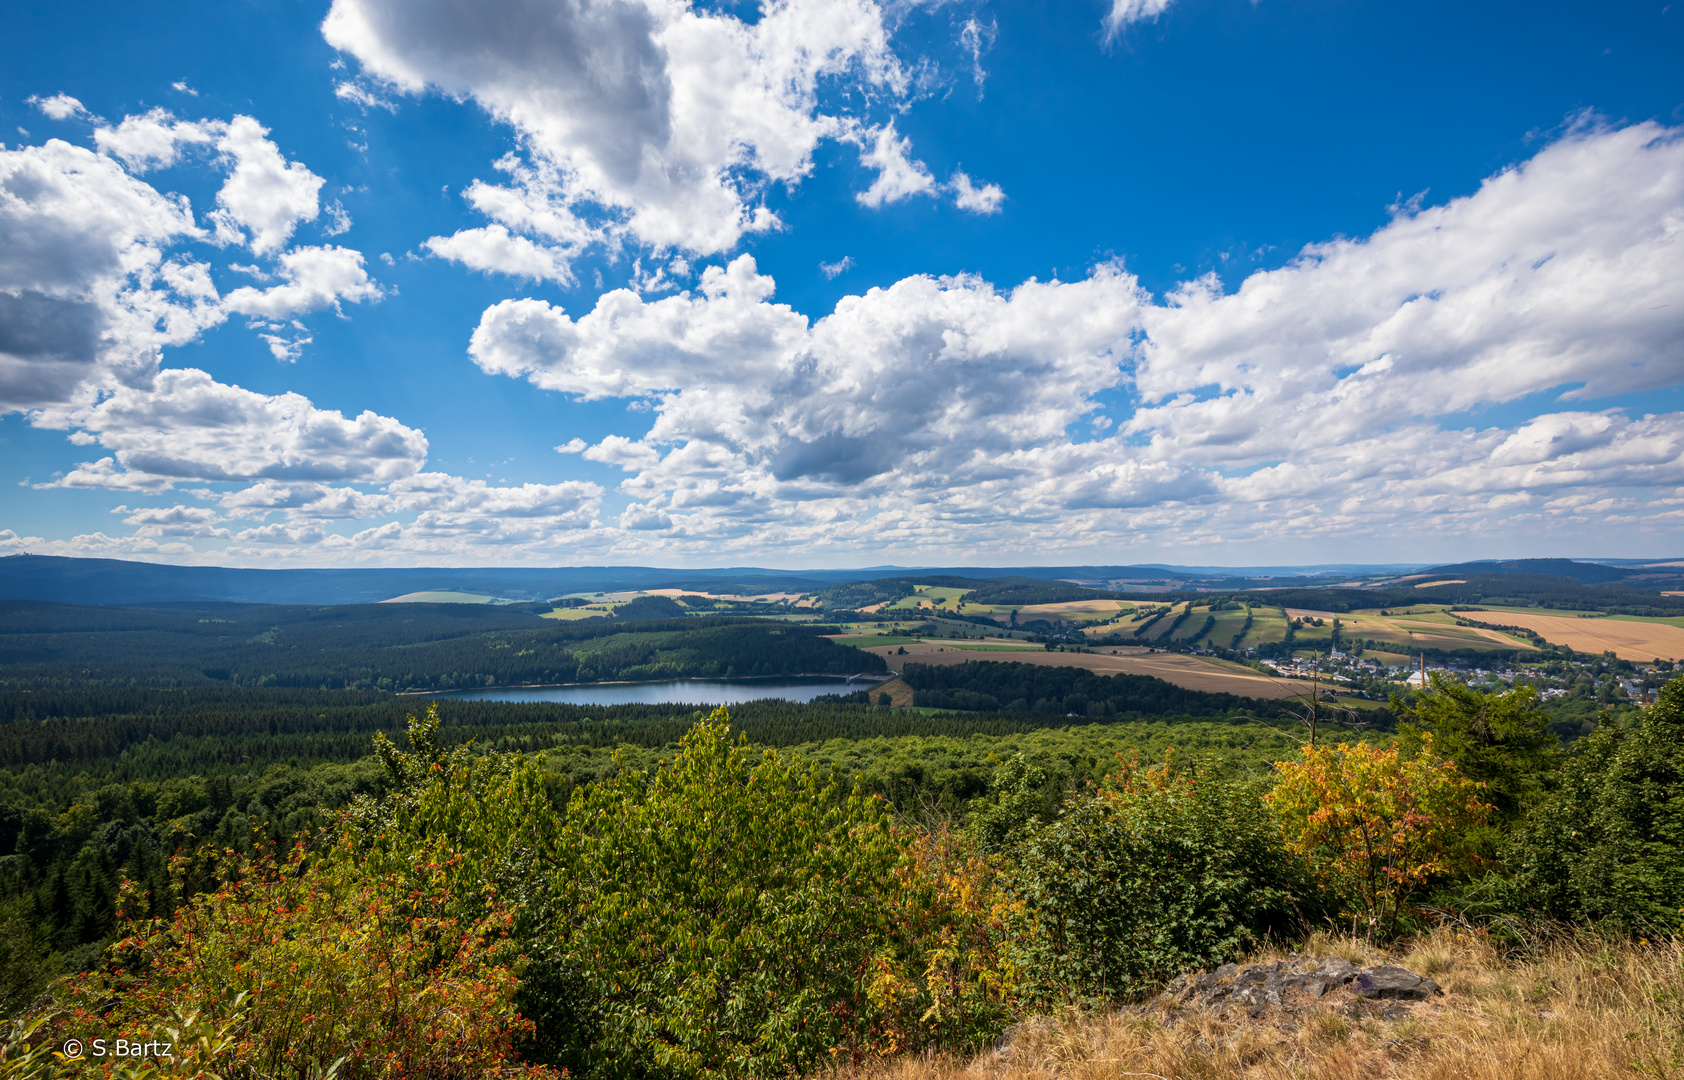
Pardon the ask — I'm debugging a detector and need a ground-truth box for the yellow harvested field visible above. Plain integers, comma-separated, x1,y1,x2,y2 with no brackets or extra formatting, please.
858,643,1320,700
1414,578,1466,588
1010,599,1130,619
1458,611,1684,660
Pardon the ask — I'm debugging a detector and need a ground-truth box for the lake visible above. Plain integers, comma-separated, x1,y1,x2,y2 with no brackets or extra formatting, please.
421,677,870,707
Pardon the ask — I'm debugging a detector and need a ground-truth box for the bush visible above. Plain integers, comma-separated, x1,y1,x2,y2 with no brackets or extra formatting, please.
1505,675,1684,934
1266,735,1492,938
356,707,1018,1079
1003,751,1314,1002
536,716,1015,1078
35,841,550,1080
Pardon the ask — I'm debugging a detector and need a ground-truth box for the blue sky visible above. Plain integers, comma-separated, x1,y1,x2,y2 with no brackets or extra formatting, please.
1,0,1682,568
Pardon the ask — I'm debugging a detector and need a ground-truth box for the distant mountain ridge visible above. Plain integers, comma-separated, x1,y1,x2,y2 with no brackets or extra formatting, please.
6,554,1682,607
0,555,1200,606
1420,558,1679,585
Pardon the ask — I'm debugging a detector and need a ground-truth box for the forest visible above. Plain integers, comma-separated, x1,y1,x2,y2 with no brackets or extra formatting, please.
0,596,1679,1080
900,660,1289,717
0,601,878,691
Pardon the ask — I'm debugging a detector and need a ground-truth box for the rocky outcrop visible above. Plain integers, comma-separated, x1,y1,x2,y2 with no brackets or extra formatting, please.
1156,956,1441,1021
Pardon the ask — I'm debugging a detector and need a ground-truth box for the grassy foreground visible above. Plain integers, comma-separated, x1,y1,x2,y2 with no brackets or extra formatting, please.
827,928,1683,1080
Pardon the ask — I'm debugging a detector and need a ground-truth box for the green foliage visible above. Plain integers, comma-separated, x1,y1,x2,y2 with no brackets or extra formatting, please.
1393,674,1562,821
614,594,687,620
809,579,919,612
1505,675,1684,934
969,755,1059,849
903,660,1279,717
353,710,1018,1079
1003,752,1314,1003
960,579,1109,606
548,718,910,1077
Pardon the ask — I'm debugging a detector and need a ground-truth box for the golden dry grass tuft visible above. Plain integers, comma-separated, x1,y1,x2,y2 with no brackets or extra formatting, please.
823,930,1684,1080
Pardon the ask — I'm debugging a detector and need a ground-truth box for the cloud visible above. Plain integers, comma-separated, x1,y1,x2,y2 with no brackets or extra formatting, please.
29,94,89,121
853,121,937,207
451,120,1684,556
958,16,997,96
554,437,588,454
950,170,1004,214
333,80,396,110
1103,0,1176,40
323,0,930,276
208,116,326,254
113,503,230,538
222,245,383,318
620,502,673,530
0,138,210,411
94,109,219,172
583,434,662,470
470,252,1145,541
426,223,580,285
1126,119,1684,470
2,111,375,399
819,255,854,279
324,200,353,236
32,367,429,490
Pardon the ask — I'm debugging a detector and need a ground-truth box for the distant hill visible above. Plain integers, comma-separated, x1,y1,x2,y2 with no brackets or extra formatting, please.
10,554,1682,608
1422,559,1643,586
0,556,1208,606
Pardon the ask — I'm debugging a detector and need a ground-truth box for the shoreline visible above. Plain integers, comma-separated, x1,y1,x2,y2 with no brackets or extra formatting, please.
397,672,893,697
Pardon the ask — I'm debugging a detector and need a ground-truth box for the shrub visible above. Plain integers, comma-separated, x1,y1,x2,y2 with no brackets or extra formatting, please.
1004,751,1314,1002
1266,735,1492,938
356,707,1019,1079
1505,675,1684,934
538,716,1017,1078
35,840,551,1080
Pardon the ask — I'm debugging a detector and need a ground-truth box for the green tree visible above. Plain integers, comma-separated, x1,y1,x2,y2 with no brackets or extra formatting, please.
1393,673,1561,821
1505,675,1684,934
1005,751,1314,1002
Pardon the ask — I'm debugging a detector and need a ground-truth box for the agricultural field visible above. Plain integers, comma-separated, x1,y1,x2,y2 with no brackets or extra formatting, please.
1456,609,1684,661
883,585,978,614
540,605,615,621
1334,607,1534,652
857,640,1339,702
881,585,1142,626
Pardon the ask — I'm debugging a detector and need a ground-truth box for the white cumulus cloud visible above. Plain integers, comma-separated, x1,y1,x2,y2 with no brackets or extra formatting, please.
454,120,1684,557
323,0,941,278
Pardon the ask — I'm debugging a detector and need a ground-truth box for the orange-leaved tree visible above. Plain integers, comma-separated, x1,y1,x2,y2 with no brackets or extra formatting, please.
34,835,556,1080
1264,734,1492,939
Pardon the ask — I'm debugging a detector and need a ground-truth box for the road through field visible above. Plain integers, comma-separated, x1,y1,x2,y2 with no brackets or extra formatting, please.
858,642,1316,700
1458,612,1684,661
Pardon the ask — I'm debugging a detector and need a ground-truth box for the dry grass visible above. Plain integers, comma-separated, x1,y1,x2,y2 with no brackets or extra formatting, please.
1458,611,1684,662
824,930,1684,1080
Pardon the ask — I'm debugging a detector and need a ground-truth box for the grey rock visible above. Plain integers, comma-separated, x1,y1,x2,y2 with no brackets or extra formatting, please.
1155,955,1440,1016
1354,965,1441,1001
